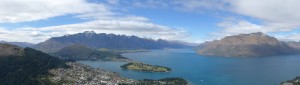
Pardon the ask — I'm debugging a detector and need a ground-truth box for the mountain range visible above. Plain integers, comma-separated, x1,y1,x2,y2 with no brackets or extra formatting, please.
34,31,190,53
197,32,300,57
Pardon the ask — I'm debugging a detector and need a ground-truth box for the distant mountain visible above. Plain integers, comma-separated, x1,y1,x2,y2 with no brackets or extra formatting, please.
285,41,300,50
34,31,190,53
53,44,129,61
0,43,68,85
197,32,299,57
0,40,34,47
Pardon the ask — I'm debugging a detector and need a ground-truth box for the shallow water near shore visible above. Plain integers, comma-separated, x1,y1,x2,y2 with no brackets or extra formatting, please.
79,49,300,85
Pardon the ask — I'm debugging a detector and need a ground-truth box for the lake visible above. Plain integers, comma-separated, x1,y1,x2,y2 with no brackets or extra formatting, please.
78,49,300,85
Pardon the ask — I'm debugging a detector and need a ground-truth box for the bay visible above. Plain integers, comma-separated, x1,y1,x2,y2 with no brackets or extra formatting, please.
78,49,300,85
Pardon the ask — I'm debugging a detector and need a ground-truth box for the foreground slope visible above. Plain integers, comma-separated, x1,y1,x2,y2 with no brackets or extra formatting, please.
0,44,68,85
34,31,189,53
0,43,189,85
197,32,299,57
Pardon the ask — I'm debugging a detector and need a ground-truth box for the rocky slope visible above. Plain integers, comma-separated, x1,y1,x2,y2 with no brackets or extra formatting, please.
197,32,299,57
34,31,190,53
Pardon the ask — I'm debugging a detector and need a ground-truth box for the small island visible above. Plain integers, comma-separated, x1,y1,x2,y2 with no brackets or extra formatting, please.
120,62,171,72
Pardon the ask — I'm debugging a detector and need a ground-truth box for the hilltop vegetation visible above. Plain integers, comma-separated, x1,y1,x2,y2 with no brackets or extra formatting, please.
121,62,171,72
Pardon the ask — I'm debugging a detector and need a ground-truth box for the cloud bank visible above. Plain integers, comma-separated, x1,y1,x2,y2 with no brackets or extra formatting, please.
0,0,190,43
154,0,300,41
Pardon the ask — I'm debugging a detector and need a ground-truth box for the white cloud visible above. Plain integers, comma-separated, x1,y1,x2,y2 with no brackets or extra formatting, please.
212,0,300,41
0,0,190,43
216,20,263,36
100,0,300,42
0,0,113,23
169,0,300,41
113,0,225,12
106,0,119,5
0,16,189,43
228,0,300,23
274,33,300,42
222,0,300,33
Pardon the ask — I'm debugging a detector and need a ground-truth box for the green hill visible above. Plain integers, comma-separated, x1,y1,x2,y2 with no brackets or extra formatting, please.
0,44,68,85
54,44,129,61
121,62,171,72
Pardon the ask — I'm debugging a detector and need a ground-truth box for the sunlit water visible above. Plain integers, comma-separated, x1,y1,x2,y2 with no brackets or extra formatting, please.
78,49,300,85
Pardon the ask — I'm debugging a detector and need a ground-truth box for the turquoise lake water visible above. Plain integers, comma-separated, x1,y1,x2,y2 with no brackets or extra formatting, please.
79,49,300,85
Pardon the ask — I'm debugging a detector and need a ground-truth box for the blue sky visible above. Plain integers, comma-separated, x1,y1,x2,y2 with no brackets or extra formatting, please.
1,0,300,43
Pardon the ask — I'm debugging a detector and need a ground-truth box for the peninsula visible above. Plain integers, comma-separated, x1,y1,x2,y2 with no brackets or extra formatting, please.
121,62,171,72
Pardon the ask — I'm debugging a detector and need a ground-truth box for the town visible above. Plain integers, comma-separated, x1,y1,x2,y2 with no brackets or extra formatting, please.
49,62,136,85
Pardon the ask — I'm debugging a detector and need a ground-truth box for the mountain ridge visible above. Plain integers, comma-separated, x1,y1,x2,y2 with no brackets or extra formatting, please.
197,32,299,57
34,31,190,53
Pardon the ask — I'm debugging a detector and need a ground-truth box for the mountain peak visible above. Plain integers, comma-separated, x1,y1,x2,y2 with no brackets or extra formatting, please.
34,31,189,53
251,32,264,36
197,32,298,57
83,31,96,34
82,31,96,38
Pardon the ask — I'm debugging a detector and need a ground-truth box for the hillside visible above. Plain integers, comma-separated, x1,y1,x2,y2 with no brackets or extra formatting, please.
34,31,190,53
53,44,129,61
0,44,68,85
197,32,299,57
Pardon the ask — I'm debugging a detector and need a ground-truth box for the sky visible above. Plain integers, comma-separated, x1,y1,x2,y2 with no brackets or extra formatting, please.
1,0,300,44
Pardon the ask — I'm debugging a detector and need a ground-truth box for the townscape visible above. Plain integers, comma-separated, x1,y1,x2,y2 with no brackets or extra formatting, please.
49,62,123,85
